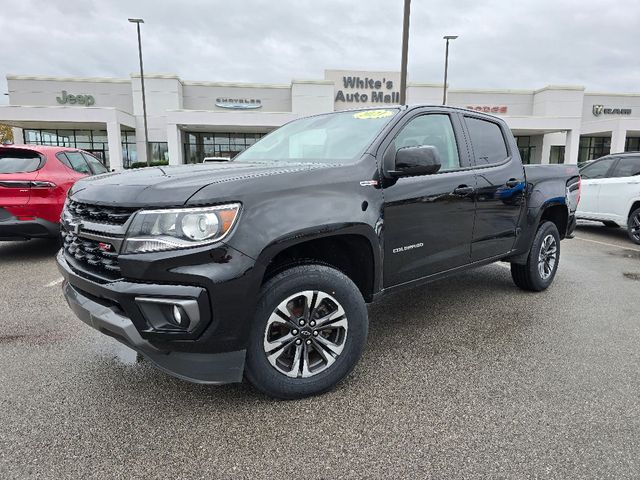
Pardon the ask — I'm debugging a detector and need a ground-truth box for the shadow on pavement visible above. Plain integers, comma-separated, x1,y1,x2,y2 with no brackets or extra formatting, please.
575,222,632,243
0,238,61,261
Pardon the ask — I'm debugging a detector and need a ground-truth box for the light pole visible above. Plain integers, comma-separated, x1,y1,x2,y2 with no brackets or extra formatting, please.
442,35,458,105
399,0,411,105
129,18,151,167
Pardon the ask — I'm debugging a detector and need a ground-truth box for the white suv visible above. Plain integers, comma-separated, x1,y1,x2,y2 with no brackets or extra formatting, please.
577,153,640,244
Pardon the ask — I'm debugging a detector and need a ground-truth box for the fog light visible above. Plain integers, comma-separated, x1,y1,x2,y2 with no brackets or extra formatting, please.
173,305,186,327
135,297,200,332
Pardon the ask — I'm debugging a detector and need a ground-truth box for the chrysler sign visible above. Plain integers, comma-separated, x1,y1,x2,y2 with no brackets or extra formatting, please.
592,104,632,116
215,98,262,110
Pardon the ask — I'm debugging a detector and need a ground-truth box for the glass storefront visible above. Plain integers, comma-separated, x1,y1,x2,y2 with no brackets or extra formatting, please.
515,136,536,164
578,136,610,163
24,128,112,166
625,137,640,152
549,146,565,164
183,132,265,164
23,128,137,169
121,130,137,168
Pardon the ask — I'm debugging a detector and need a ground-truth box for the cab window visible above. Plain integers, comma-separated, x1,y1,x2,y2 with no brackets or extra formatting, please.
464,117,509,165
391,114,460,171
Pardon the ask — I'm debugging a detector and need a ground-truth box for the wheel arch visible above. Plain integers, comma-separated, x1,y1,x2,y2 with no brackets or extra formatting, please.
255,224,381,302
628,199,640,220
537,202,569,239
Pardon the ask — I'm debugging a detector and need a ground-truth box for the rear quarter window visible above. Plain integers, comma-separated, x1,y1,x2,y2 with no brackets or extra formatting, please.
612,156,640,177
0,150,43,173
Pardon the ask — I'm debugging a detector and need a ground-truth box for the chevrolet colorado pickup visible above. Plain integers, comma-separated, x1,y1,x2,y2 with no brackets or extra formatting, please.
58,106,580,399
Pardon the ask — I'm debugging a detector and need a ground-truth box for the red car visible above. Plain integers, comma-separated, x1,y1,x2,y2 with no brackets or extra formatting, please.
0,145,108,240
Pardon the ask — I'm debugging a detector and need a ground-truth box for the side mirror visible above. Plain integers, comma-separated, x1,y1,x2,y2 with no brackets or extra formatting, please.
390,145,442,178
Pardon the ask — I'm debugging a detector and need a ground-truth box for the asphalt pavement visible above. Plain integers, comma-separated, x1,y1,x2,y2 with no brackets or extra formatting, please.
1,223,638,479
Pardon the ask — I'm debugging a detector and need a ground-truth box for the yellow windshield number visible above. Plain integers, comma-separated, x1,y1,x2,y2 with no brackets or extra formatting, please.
353,110,395,120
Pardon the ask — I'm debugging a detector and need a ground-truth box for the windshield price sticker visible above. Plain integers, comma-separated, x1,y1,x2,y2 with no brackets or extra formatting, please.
353,110,395,120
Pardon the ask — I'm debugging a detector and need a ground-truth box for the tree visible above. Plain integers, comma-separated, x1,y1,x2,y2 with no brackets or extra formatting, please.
0,124,13,144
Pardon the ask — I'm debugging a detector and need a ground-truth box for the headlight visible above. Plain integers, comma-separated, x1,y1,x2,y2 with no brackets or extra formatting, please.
122,203,241,254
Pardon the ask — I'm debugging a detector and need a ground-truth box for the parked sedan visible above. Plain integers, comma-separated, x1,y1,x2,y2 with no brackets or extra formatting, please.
576,153,640,244
0,145,108,241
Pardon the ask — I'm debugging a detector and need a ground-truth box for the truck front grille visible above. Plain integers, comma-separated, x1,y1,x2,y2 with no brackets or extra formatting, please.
66,200,136,225
62,228,121,280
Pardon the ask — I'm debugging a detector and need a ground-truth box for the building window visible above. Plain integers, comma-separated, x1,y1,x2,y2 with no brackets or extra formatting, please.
515,136,536,164
23,128,114,168
625,137,640,152
549,146,565,164
121,130,137,168
183,132,266,164
579,136,610,163
150,142,169,163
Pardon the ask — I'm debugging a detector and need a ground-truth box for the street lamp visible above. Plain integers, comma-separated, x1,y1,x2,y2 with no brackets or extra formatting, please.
442,35,458,105
399,0,411,105
128,18,151,166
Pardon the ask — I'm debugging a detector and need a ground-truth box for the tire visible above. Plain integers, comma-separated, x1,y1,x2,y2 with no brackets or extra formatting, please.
245,264,368,399
627,207,640,245
602,221,619,228
511,221,560,291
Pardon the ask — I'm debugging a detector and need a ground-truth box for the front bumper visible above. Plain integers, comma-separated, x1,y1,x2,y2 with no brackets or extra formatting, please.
57,250,249,384
0,213,59,240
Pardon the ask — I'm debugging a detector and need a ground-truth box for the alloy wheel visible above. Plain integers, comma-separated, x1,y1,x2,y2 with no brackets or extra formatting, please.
537,234,557,280
630,213,640,242
263,290,348,378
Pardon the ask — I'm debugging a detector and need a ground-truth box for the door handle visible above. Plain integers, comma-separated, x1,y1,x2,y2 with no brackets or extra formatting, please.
453,185,474,196
506,178,521,188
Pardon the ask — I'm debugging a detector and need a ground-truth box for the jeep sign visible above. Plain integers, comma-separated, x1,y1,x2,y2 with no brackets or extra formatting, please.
56,90,95,106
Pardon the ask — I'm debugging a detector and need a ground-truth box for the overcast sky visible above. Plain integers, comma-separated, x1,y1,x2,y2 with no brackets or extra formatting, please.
1,0,639,104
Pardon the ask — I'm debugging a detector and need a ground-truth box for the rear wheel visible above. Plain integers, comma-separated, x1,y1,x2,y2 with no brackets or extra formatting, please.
245,264,368,399
602,221,619,228
511,221,560,291
627,207,640,245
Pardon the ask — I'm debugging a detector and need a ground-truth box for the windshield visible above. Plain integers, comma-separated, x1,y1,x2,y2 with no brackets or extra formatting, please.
234,109,399,164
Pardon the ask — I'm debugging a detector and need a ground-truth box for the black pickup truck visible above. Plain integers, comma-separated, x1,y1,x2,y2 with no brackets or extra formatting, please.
57,106,580,399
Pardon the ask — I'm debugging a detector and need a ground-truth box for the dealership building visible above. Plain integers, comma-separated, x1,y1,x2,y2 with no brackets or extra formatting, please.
2,69,640,170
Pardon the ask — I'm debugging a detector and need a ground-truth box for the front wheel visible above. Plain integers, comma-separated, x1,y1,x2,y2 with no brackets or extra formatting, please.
511,221,560,291
628,207,640,245
245,264,368,399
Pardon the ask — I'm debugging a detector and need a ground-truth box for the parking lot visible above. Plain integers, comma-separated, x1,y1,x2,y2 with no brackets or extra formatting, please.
0,223,638,479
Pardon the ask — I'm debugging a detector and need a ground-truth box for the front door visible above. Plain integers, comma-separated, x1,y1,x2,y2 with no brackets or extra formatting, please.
462,115,526,261
577,157,617,218
382,111,476,287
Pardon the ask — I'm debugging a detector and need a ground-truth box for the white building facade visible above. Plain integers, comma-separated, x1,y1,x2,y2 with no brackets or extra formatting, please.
2,69,640,170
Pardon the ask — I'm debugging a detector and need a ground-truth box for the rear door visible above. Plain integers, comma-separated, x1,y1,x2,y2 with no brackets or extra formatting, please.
0,148,44,210
577,157,617,218
462,115,526,261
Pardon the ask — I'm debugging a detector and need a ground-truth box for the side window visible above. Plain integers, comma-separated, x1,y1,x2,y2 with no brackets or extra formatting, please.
580,158,615,179
465,117,509,165
82,153,108,174
611,156,640,178
392,114,460,171
64,151,91,174
56,153,73,169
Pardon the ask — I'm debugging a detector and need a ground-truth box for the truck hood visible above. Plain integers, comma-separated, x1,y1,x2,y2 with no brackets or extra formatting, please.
69,162,332,206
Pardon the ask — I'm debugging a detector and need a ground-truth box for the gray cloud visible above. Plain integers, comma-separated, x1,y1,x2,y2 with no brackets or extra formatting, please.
1,0,639,106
